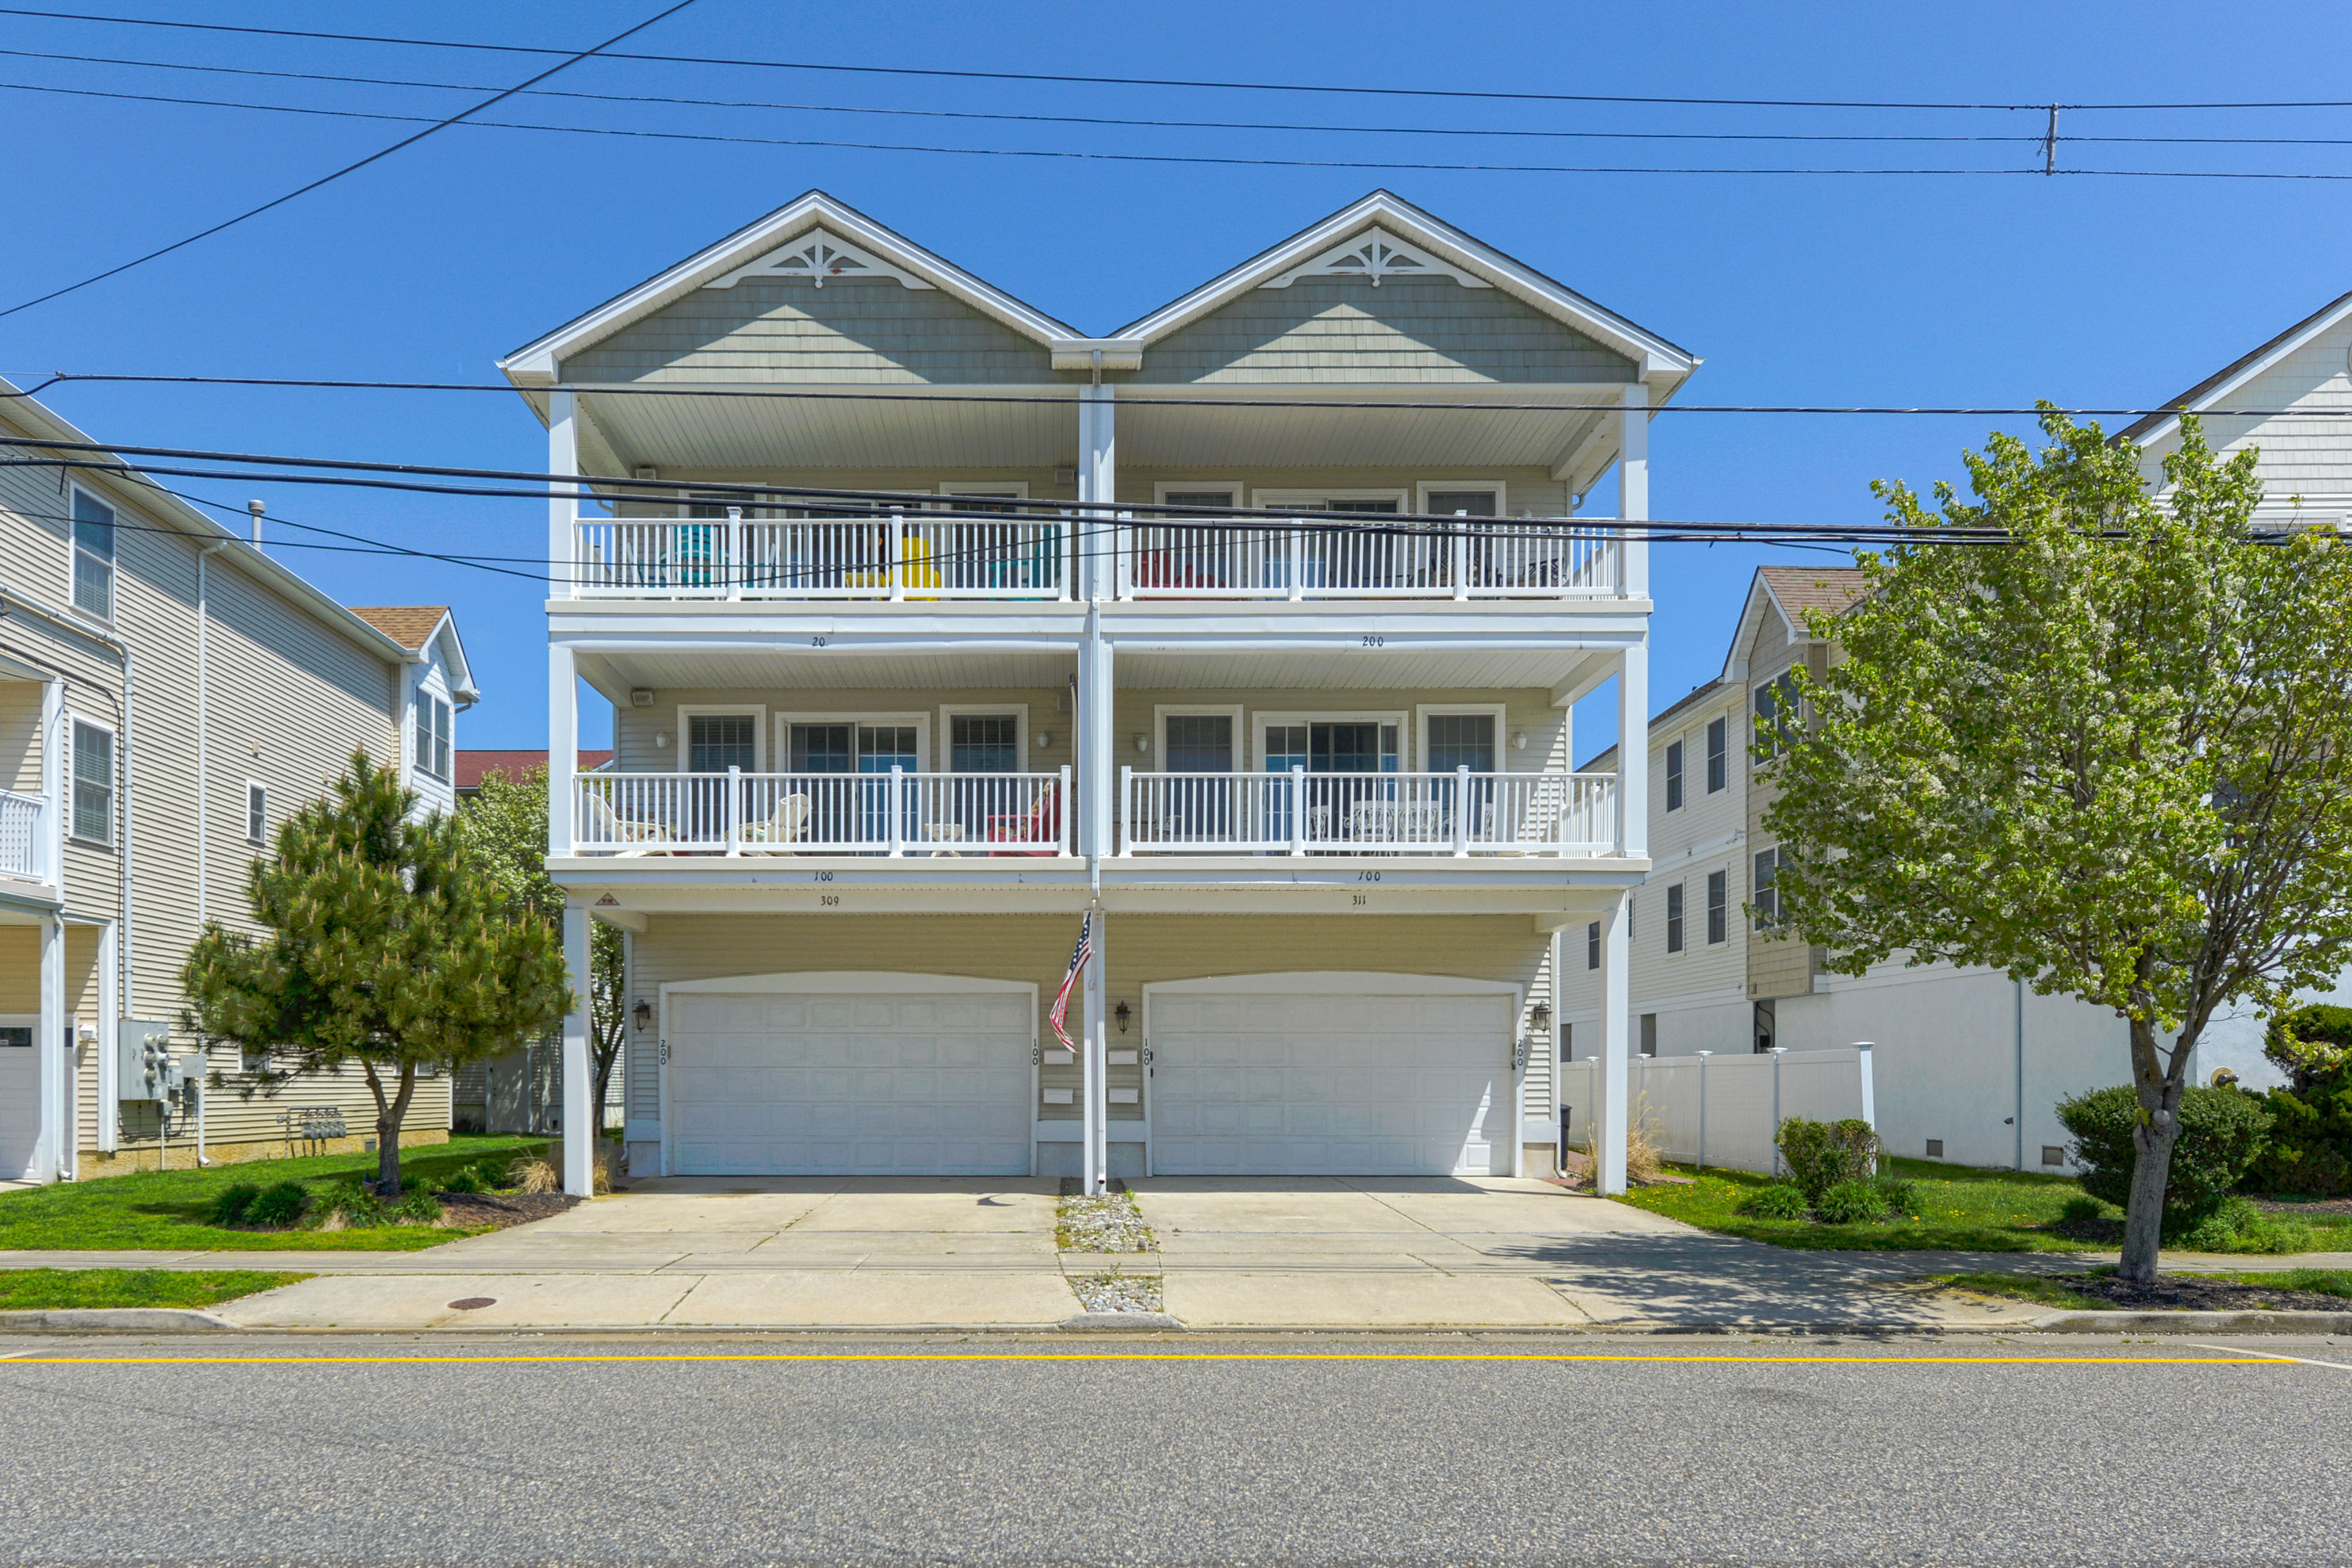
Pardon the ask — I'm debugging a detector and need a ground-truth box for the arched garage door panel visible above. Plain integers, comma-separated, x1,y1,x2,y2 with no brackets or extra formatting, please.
1150,987,1513,1176
668,987,1031,1176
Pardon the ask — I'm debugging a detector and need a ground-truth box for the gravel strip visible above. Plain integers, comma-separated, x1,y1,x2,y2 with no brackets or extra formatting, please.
1056,1192,1157,1252
1068,1272,1165,1314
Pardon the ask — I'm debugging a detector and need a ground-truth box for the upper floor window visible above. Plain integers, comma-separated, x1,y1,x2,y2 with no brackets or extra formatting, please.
414,691,452,782
1425,713,1496,774
1753,671,1800,761
246,782,268,845
71,720,113,845
71,490,116,620
1665,881,1685,954
1706,717,1728,793
1753,846,1784,928
1424,489,1498,518
950,713,1019,773
1707,869,1728,945
1586,920,1600,969
1664,739,1685,811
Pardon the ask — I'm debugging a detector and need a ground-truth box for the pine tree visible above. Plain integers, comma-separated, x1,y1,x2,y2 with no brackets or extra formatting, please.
182,752,570,1194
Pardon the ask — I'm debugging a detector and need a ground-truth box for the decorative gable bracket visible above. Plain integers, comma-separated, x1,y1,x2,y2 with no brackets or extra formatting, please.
1260,228,1492,291
706,229,936,291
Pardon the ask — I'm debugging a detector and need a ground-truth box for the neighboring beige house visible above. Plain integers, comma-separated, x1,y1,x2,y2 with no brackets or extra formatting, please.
0,379,476,1181
507,189,1692,1194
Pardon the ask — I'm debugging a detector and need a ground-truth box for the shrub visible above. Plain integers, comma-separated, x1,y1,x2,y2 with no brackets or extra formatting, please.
1776,1117,1881,1204
2059,1195,2107,1225
243,1181,308,1229
2174,1195,2319,1254
205,1184,262,1227
437,1165,490,1195
391,1187,443,1225
2055,1084,2273,1224
1816,1180,1891,1225
2264,1004,2352,1093
317,1180,386,1229
507,1154,558,1195
1736,1183,1809,1221
2246,1052,2352,1199
1874,1176,1922,1218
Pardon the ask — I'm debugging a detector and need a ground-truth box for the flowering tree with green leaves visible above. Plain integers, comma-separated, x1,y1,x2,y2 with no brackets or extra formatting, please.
1761,410,2352,1282
182,753,570,1194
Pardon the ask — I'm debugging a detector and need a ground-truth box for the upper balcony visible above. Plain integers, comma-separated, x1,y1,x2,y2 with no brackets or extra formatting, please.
565,502,1625,604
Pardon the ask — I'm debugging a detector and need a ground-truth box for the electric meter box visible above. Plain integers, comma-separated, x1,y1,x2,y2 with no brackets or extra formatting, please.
117,1020,173,1103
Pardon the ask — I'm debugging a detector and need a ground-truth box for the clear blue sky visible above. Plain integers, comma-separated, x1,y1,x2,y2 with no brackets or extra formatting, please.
4,1,2349,754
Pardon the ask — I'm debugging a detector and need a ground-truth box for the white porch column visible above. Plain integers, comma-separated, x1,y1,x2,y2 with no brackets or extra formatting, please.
1077,383,1116,600
97,920,118,1152
548,388,577,600
1082,908,1108,1195
560,903,593,1197
548,644,576,858
1594,892,1631,1195
1616,643,1649,860
1617,382,1649,600
34,912,60,1182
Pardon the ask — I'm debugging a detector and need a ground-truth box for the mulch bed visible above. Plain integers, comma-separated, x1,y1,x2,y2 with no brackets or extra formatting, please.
2251,1194,2352,1217
2046,1215,2126,1244
2064,1272,2352,1313
433,1191,582,1231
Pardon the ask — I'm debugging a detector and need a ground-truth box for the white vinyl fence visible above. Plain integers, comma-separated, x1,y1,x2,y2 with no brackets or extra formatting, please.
1556,1046,1877,1176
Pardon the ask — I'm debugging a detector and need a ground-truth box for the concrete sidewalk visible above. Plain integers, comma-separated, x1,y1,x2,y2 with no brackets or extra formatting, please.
4,1176,2339,1333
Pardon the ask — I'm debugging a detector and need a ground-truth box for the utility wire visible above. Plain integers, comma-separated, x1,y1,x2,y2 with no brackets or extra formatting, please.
4,374,2331,422
2,8,2347,112
11,76,2352,180
0,0,701,321
22,47,2352,149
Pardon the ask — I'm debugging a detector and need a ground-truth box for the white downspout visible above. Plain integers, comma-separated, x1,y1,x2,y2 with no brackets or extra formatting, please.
196,542,228,931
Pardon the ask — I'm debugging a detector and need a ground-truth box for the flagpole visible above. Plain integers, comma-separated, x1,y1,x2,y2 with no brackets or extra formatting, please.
1085,902,1107,1195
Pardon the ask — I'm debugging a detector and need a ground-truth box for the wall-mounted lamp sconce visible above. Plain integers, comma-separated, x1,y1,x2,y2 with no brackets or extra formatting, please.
1511,731,1528,751
1134,734,1151,754
1034,731,1051,749
1529,1000,1551,1034
655,731,670,749
632,1000,653,1031
1114,1000,1131,1034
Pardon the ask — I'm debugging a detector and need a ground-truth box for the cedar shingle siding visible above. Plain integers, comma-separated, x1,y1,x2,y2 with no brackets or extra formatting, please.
560,279,1061,385
1134,277,1641,385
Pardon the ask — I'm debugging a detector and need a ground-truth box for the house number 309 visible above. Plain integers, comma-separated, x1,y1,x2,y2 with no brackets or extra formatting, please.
818,895,839,908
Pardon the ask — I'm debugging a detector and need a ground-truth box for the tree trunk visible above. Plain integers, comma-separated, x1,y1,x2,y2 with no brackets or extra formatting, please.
360,1060,420,1197
2117,1015,2189,1284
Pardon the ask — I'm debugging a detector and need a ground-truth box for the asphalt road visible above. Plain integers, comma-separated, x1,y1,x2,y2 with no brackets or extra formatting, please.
1,1333,2346,1566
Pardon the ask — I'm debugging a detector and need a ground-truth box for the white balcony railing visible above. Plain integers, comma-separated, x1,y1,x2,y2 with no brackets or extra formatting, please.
572,509,1072,600
572,768,1070,856
0,789,48,882
1119,768,1617,855
1114,517,1621,599
567,507,1623,602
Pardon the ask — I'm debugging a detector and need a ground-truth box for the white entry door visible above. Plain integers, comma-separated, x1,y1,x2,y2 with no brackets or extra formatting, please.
665,977,1034,1176
1149,977,1516,1176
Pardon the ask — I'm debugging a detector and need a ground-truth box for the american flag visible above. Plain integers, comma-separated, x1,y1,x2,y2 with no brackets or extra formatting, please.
1048,912,1092,1050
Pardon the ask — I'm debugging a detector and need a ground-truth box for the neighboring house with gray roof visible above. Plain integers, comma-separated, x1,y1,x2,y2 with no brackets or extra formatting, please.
0,379,474,1183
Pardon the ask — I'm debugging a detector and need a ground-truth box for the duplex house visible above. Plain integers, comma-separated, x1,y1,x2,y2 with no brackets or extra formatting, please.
0,379,474,1182
507,191,1693,1195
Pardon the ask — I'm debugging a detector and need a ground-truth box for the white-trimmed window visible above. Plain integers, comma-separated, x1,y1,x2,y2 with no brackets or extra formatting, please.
414,690,452,782
1417,484,1505,519
1707,869,1728,945
1706,716,1728,794
245,781,268,845
1665,882,1685,954
1753,846,1784,928
71,718,113,845
1586,920,1600,969
71,488,116,621
1665,737,1685,811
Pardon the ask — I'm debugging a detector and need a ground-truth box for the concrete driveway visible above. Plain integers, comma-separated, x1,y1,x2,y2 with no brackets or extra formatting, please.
169,1172,2026,1333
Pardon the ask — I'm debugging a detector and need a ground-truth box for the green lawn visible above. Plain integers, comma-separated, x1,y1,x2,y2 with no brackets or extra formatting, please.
1612,1157,2115,1252
1615,1157,2352,1252
0,1268,310,1310
0,1135,549,1252
1933,1271,2105,1310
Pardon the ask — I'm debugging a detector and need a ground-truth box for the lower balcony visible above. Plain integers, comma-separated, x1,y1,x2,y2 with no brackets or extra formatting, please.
0,789,52,885
566,769,1616,859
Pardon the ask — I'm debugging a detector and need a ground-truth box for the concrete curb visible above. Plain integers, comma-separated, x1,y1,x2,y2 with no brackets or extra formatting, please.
2029,1309,2352,1334
1057,1312,1187,1331
0,1308,236,1333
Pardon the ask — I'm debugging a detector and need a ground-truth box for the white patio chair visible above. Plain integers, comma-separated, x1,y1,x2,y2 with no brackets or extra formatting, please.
741,793,811,853
581,790,670,855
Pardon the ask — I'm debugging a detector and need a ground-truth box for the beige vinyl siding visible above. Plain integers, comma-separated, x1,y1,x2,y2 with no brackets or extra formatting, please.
1114,687,1568,775
2140,315,2352,497
626,912,1551,1137
610,687,1073,774
1133,277,1640,385
1119,465,1574,518
0,683,41,794
560,279,1061,386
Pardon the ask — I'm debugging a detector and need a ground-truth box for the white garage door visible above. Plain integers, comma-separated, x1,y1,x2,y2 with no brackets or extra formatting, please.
667,984,1032,1176
1150,985,1513,1176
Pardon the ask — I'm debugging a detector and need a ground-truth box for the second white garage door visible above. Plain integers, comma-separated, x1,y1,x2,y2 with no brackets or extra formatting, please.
1148,977,1515,1176
666,977,1033,1176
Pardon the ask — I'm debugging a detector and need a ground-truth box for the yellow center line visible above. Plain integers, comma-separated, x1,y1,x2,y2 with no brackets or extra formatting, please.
0,1351,2291,1367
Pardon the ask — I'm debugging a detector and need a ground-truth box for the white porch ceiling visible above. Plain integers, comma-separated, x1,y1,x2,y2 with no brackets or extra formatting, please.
572,386,1078,474
576,647,1077,698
